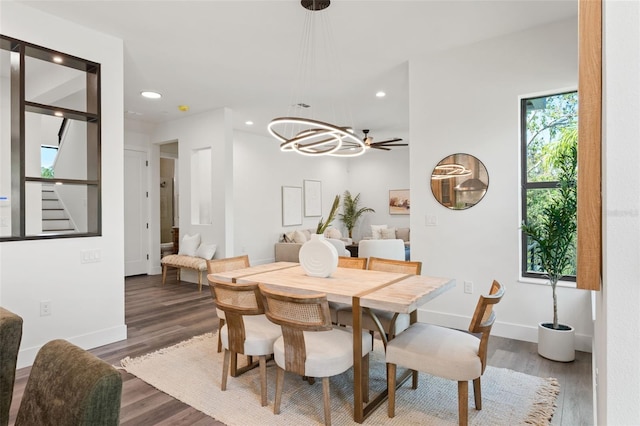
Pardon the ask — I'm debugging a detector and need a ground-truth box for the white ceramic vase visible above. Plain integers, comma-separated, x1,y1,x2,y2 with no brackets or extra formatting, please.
538,322,575,362
299,233,338,278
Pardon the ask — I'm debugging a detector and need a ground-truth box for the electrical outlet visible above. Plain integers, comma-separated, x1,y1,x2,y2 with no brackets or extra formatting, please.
464,281,473,294
40,301,52,316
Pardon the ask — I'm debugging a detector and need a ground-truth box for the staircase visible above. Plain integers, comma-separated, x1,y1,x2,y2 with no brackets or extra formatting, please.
42,185,75,233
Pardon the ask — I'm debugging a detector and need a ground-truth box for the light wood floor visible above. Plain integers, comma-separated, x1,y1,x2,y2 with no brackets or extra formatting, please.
8,272,593,425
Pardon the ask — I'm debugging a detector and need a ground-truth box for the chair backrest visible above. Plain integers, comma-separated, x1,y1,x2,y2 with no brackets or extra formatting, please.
358,239,405,261
368,257,422,275
207,255,251,299
259,284,332,376
15,339,122,426
0,307,23,426
337,256,367,270
206,254,250,274
209,278,264,354
468,280,505,372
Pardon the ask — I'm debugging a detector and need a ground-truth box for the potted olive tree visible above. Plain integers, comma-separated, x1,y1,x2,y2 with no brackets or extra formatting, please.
339,191,375,240
521,129,577,362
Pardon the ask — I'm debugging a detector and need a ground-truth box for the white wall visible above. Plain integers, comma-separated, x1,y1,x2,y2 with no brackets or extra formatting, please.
596,0,640,423
345,148,410,241
409,18,593,351
0,2,126,367
233,129,351,264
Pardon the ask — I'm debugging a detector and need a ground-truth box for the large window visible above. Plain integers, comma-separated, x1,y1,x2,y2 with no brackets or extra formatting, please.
0,35,101,240
521,91,577,280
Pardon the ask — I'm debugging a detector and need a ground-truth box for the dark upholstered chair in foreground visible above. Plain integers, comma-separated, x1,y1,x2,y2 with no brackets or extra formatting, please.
0,307,23,426
15,339,122,426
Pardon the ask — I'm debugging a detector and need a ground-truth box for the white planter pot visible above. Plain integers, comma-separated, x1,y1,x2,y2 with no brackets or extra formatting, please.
537,322,575,362
299,234,338,278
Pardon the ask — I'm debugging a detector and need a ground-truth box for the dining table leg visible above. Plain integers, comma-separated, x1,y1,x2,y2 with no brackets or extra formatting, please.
352,296,364,423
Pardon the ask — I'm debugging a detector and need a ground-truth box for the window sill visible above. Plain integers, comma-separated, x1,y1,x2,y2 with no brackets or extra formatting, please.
518,276,577,289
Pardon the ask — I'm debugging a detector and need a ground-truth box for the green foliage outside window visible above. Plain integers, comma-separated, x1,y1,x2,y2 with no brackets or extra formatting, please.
522,92,578,278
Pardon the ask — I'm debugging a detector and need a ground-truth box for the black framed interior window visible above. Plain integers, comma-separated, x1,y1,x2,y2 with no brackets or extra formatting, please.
0,35,101,241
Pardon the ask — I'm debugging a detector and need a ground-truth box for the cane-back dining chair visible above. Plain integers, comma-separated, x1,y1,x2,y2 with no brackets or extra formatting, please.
209,278,281,407
386,280,505,426
336,257,422,346
207,255,251,352
259,284,373,426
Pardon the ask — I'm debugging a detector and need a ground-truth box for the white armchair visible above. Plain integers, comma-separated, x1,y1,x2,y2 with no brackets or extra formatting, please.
357,239,405,261
326,238,351,257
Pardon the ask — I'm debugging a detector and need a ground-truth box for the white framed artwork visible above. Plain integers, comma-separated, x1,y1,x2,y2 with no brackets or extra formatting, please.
304,179,322,217
282,186,303,226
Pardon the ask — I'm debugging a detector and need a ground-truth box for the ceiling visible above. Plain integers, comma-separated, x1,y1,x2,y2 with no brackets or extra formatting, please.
17,0,577,146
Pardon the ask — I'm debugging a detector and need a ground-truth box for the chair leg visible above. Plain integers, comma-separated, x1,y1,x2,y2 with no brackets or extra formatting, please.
198,270,202,292
162,265,167,285
387,363,396,418
217,319,225,353
221,349,230,391
322,376,331,426
259,355,267,406
177,267,181,282
412,370,419,389
458,380,469,426
274,367,284,415
473,377,482,410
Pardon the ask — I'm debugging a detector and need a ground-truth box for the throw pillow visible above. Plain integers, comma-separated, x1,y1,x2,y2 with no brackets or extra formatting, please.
370,224,388,239
284,231,296,243
326,227,342,240
292,230,307,244
178,233,201,257
195,243,217,260
396,227,410,242
381,227,397,239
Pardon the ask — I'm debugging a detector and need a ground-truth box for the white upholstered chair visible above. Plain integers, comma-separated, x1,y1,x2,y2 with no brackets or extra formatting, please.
209,278,281,407
326,238,350,257
386,280,505,426
357,239,405,261
207,255,251,353
259,284,373,426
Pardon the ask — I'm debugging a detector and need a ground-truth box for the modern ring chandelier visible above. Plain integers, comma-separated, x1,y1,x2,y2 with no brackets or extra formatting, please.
267,0,366,157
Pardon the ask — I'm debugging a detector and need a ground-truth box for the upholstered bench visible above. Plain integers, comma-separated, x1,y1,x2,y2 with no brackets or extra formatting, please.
161,255,207,291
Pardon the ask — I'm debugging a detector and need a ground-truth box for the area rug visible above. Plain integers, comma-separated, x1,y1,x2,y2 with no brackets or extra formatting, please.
120,333,559,425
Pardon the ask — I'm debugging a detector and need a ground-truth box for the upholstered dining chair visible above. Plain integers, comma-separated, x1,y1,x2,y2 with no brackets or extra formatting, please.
386,280,505,426
15,339,122,426
336,257,423,346
0,307,23,426
209,278,281,407
259,284,373,426
207,254,251,353
357,239,405,261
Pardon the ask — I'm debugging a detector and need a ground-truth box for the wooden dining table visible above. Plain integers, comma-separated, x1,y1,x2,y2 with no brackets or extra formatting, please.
209,261,455,423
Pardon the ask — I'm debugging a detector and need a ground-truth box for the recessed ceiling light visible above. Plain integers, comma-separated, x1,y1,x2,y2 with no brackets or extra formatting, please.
141,91,162,99
245,121,254,126
54,111,63,117
52,56,63,64
376,91,386,98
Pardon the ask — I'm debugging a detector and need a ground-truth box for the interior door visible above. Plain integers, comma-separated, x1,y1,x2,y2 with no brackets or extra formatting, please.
124,148,148,276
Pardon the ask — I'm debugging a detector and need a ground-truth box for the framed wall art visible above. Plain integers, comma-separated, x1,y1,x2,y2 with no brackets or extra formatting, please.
304,179,322,217
389,189,410,215
282,186,303,226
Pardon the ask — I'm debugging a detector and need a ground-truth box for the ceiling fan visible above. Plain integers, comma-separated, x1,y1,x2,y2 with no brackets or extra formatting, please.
362,129,407,151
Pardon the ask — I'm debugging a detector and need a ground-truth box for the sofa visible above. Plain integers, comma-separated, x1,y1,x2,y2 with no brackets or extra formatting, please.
275,228,352,262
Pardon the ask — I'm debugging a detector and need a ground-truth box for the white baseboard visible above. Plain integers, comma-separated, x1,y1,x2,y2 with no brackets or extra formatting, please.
17,324,128,369
418,309,592,353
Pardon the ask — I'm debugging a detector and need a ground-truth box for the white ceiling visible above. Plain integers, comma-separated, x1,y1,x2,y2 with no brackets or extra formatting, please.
18,0,577,145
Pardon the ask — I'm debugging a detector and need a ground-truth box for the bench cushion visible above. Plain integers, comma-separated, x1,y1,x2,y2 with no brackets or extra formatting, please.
161,254,207,271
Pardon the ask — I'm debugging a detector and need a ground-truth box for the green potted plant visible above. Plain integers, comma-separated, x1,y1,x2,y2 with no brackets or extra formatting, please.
316,194,341,235
339,191,375,240
521,129,577,362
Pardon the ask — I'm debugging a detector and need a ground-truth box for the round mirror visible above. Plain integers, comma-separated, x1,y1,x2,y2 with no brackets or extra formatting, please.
431,153,489,210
